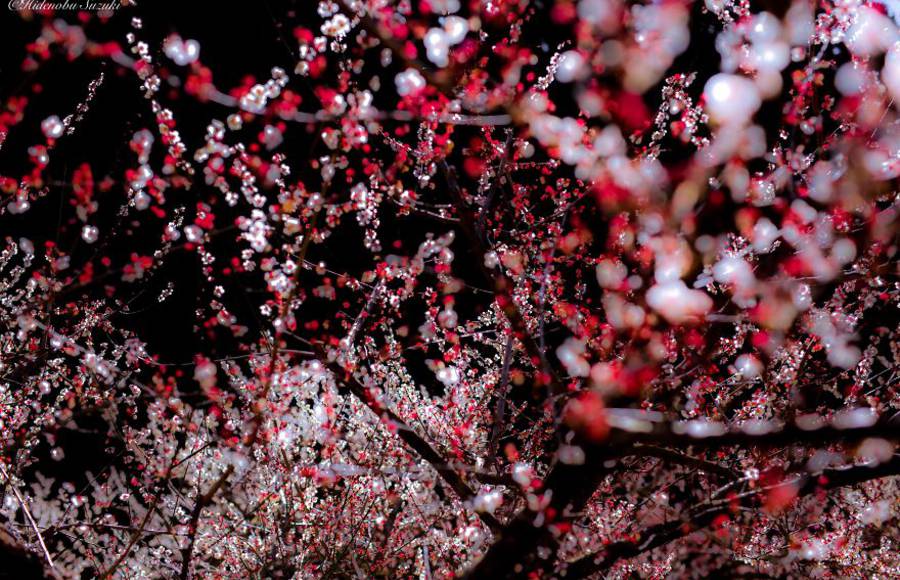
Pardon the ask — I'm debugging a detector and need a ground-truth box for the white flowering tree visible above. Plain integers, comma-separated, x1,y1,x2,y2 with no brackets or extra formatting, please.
0,0,899,578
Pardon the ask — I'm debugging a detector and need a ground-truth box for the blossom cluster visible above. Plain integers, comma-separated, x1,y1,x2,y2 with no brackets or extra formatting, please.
0,1,898,579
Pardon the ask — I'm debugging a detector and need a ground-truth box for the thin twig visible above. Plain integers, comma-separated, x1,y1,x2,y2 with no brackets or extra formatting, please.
0,463,57,573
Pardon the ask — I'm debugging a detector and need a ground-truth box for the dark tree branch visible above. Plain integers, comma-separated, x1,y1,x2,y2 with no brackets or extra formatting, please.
488,334,515,468
317,344,503,532
463,444,617,579
463,416,900,577
628,444,739,479
179,464,235,580
101,436,189,579
562,455,900,578
606,416,900,449
439,160,564,396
